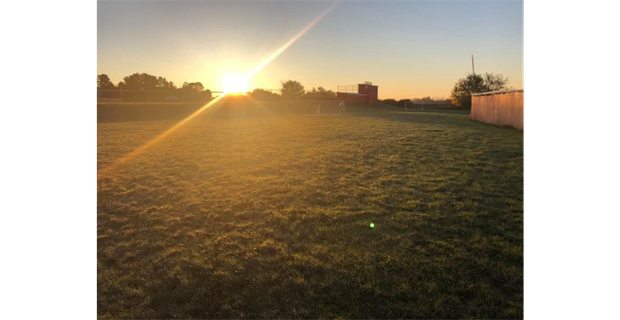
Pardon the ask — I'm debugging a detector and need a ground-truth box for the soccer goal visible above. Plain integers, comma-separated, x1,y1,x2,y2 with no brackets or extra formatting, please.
282,100,346,115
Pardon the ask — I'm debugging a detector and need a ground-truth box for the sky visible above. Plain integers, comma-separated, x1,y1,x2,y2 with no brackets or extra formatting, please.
98,0,523,100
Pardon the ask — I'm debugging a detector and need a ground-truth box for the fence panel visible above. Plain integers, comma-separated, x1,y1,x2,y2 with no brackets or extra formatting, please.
471,90,523,129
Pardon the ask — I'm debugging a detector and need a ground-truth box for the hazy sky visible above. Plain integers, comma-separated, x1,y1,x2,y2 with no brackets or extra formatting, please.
98,0,523,99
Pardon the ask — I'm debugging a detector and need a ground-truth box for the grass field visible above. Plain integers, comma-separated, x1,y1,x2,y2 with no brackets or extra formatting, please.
97,105,523,319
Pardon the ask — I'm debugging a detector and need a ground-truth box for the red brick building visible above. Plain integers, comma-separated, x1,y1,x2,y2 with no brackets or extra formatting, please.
336,82,378,104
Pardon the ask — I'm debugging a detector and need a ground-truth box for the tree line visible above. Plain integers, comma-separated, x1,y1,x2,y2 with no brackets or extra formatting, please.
381,97,452,108
225,81,336,102
381,73,510,109
97,73,207,92
99,72,509,107
277,80,336,100
98,74,336,101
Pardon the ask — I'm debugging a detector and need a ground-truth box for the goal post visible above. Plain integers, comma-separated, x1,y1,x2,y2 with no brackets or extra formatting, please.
316,100,346,114
279,99,346,115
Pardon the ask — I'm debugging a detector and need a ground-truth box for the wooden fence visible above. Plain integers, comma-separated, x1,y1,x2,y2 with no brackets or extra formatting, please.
471,90,523,129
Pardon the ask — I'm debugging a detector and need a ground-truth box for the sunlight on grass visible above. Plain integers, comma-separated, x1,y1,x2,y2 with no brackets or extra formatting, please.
97,110,523,319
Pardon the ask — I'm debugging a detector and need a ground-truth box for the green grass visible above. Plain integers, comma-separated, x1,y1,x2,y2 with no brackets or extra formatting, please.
98,106,523,319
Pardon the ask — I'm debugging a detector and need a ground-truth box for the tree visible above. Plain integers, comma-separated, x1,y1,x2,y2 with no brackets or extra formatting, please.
117,73,157,90
97,74,115,89
382,98,398,106
280,80,305,99
451,73,509,109
181,82,205,92
116,73,176,91
251,89,281,101
482,73,509,91
304,87,336,100
397,99,412,108
411,96,451,105
413,96,433,104
157,77,176,90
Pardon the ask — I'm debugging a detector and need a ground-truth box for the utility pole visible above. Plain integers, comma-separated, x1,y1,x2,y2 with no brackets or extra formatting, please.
471,55,475,75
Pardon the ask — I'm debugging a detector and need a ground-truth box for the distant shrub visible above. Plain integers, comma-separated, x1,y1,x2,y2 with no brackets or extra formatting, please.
383,99,398,106
303,87,336,100
251,89,281,101
397,99,412,108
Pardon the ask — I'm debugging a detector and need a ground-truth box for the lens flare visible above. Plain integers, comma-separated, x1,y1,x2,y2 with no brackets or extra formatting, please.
248,1,338,78
99,1,339,175
99,94,224,175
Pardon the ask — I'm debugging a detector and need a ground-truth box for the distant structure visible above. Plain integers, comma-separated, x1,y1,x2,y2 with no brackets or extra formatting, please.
336,81,378,104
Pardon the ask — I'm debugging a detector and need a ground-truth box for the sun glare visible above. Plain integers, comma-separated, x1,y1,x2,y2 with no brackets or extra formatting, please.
222,74,250,94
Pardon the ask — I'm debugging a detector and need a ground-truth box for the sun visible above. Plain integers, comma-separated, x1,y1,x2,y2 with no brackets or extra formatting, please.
222,74,250,94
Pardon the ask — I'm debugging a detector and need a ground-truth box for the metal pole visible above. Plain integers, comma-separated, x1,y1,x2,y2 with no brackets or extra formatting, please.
471,55,475,75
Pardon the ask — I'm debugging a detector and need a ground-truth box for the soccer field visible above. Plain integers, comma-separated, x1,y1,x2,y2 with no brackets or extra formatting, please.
97,107,523,319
